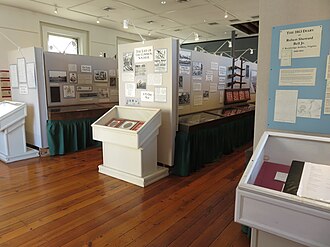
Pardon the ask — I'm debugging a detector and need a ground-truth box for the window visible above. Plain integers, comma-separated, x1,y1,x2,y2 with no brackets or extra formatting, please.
48,34,78,54
41,22,88,55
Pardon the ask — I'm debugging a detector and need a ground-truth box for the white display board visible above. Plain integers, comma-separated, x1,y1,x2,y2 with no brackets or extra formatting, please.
118,38,178,166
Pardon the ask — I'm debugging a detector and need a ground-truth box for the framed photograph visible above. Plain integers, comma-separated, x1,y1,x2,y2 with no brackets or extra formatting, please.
69,72,77,84
110,77,117,87
119,120,139,130
94,70,108,82
63,85,75,98
106,118,124,128
49,70,67,83
233,90,239,102
225,91,234,104
239,90,246,101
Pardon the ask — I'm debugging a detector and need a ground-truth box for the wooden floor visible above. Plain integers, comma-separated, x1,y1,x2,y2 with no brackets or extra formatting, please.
0,145,251,247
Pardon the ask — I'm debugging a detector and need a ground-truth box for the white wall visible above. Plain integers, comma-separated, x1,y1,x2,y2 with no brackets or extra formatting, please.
254,0,330,148
0,4,141,69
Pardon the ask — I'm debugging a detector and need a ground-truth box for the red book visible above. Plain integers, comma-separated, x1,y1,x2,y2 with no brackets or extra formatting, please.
254,162,290,191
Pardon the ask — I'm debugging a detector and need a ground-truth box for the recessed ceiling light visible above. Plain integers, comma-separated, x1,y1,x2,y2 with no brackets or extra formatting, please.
161,1,167,4
96,18,100,24
54,5,58,14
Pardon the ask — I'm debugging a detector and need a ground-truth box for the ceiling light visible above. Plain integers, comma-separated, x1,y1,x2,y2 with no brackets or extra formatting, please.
250,48,254,54
228,41,232,48
96,18,100,24
224,11,228,19
161,1,167,4
54,5,58,14
148,31,151,36
194,32,199,41
123,19,129,29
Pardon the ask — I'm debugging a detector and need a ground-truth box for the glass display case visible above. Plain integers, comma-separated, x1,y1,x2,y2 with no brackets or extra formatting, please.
235,131,330,247
92,105,168,187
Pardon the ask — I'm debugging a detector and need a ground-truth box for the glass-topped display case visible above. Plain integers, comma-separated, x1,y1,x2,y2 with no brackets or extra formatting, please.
235,131,330,247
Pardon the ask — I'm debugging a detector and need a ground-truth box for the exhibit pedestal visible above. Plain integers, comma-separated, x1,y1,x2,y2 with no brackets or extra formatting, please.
0,101,39,163
92,106,168,187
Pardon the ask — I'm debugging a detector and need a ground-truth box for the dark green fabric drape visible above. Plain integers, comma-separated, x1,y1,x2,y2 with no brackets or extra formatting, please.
47,118,100,156
173,113,254,176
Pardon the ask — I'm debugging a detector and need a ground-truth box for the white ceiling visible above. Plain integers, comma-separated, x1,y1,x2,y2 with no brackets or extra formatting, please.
0,0,259,42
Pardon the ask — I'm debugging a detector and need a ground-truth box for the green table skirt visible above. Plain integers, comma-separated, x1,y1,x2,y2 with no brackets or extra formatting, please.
173,113,254,176
47,118,100,156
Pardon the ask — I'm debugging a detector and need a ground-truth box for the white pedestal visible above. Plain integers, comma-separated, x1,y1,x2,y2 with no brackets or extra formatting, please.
0,101,39,163
92,106,168,187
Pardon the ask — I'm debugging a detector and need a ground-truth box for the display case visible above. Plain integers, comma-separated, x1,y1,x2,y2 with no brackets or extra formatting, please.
92,105,168,187
235,131,330,247
0,101,39,163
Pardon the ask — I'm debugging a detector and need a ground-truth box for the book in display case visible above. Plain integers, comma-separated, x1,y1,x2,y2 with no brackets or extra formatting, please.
235,131,330,247
92,105,168,187
0,101,39,163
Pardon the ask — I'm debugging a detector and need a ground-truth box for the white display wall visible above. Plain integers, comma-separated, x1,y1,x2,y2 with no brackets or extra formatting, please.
118,38,178,166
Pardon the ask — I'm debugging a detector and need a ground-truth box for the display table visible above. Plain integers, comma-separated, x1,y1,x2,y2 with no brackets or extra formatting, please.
173,105,255,176
0,101,39,163
47,103,116,155
235,131,330,247
92,106,168,187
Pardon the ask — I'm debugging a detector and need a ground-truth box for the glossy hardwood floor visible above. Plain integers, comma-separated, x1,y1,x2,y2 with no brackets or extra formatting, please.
0,145,251,247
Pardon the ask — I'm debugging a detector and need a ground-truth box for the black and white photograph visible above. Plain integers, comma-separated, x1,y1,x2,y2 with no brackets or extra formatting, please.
136,78,147,89
49,70,67,83
110,77,117,87
154,48,168,73
179,50,191,65
192,61,203,76
94,70,108,82
179,92,190,105
178,76,183,88
63,85,75,98
203,90,209,100
69,72,77,84
123,52,133,72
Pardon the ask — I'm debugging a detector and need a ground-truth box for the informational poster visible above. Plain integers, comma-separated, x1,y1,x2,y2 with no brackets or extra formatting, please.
218,66,227,76
126,98,140,106
9,64,18,88
155,87,167,102
63,85,76,98
193,95,203,106
192,61,203,78
68,64,77,72
324,80,330,114
81,65,92,73
154,48,167,73
279,25,322,58
179,65,190,75
122,72,134,82
78,74,92,84
297,99,322,119
134,46,153,63
210,83,217,92
279,68,316,86
26,63,36,88
17,58,27,83
125,82,136,97
206,71,213,81
141,91,154,102
274,90,298,123
192,82,202,91
280,49,292,67
19,84,28,94
147,73,162,86
326,55,330,80
211,62,218,70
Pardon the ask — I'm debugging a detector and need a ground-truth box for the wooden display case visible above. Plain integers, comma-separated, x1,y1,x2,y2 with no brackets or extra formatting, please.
92,106,168,187
235,131,330,247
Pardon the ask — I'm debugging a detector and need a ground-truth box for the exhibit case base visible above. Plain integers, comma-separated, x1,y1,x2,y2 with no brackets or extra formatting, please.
99,165,168,187
0,147,39,163
235,131,330,247
92,106,168,187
